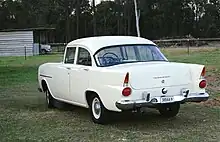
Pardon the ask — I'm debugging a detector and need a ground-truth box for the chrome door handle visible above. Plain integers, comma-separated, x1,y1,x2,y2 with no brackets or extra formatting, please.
82,68,89,71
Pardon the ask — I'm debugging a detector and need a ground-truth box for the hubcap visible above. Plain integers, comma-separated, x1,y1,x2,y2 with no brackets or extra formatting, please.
166,107,171,111
92,97,101,119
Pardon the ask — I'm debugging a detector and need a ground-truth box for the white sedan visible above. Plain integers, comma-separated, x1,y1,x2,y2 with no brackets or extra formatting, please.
37,36,209,124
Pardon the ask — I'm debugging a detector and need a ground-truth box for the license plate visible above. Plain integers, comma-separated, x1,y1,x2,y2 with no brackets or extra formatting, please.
161,97,174,103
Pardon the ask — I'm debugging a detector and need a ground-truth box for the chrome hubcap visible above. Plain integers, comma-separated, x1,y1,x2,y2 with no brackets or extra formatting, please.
92,97,101,119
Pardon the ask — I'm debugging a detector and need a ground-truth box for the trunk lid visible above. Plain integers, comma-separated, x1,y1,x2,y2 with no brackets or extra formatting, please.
109,62,191,90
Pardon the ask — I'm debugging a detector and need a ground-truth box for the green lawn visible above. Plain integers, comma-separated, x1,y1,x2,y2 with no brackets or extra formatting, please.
0,50,220,142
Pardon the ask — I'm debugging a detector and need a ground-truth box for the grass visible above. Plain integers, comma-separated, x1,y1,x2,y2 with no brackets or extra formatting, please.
0,54,63,87
0,49,220,142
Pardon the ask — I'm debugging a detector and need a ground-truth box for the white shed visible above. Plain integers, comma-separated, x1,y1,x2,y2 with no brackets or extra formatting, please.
0,28,55,56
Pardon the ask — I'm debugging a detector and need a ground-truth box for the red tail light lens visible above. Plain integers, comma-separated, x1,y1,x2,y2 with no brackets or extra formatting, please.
122,87,132,96
199,80,207,88
201,67,206,77
123,73,129,86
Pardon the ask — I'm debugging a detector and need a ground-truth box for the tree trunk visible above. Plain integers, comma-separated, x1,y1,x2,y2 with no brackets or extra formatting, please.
76,0,80,38
84,19,87,36
124,1,127,35
92,0,97,36
117,16,120,35
127,9,131,35
65,8,70,43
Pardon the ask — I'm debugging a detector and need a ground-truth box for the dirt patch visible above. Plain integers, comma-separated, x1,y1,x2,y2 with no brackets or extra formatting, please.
207,65,217,71
207,86,220,93
206,75,217,82
205,75,220,94
199,75,220,107
200,97,220,107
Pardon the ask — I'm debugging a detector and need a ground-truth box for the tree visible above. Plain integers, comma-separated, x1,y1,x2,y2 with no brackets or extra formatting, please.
0,0,220,42
92,0,97,35
199,1,220,37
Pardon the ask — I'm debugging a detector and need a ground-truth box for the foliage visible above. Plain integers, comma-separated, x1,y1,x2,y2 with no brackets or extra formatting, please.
0,0,220,42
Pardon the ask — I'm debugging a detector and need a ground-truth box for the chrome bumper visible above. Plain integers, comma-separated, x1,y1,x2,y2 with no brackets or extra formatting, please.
116,93,209,110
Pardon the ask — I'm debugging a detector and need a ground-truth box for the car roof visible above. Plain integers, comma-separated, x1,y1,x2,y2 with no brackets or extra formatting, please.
67,36,156,54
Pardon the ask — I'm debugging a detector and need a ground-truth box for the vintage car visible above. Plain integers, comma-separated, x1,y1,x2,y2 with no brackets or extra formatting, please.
37,36,209,124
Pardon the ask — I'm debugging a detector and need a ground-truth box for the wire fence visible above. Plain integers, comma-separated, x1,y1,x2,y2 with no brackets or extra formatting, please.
48,38,220,55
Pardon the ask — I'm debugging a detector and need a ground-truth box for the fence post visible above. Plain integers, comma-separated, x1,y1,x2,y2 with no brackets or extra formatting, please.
187,39,190,55
24,46,27,60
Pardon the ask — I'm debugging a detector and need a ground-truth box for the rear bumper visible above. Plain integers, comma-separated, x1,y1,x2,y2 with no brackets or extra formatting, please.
184,96,209,102
116,93,209,110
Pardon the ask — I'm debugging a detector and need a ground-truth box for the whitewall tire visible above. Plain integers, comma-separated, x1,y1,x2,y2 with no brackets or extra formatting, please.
89,95,110,124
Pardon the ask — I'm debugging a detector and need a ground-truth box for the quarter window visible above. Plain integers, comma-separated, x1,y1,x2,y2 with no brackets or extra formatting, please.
64,47,76,64
77,47,92,66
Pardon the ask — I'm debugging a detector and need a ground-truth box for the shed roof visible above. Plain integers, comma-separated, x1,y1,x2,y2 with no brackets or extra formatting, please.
0,27,55,32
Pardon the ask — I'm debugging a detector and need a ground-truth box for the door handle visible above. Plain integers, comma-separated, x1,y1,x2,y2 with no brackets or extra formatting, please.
82,68,89,71
66,67,71,70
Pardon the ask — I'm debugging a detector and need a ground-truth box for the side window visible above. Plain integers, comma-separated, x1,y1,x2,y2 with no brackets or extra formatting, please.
138,46,153,61
77,47,92,66
125,47,137,60
64,47,76,64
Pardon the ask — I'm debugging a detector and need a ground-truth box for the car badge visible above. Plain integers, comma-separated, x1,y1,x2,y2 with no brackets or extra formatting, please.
162,88,168,94
161,80,165,83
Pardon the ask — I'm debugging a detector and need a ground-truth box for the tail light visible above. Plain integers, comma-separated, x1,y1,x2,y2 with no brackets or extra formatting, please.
123,72,129,87
199,80,207,88
200,67,206,78
199,67,207,88
122,87,132,96
122,73,131,96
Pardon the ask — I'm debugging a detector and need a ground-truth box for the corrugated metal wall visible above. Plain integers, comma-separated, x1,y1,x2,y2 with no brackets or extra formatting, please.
0,31,34,56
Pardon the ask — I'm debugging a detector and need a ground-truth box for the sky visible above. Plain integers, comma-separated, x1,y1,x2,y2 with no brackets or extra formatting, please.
89,0,101,5
96,0,101,4
90,0,114,5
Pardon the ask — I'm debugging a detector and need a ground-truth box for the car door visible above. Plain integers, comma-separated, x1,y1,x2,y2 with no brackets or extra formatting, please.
55,47,77,101
69,47,92,105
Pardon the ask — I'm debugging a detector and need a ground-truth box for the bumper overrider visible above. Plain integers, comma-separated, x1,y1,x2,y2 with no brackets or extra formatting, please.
116,93,209,110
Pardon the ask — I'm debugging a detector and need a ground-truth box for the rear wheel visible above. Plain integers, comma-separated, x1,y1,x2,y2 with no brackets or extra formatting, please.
41,49,47,55
158,103,180,118
45,89,55,108
89,95,110,124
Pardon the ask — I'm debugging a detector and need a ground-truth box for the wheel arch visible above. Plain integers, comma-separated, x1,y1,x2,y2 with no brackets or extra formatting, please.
40,79,54,98
41,79,48,92
85,90,107,109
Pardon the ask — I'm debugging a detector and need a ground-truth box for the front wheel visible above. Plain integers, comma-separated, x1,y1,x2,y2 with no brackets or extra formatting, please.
89,95,110,124
157,103,180,118
41,49,47,55
45,89,55,108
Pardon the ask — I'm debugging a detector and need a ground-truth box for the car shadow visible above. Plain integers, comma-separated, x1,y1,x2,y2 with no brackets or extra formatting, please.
52,101,199,130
